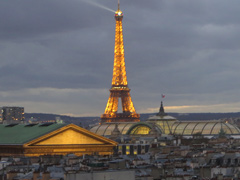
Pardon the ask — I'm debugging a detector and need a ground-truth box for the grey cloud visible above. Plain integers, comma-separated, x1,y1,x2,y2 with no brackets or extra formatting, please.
0,0,111,40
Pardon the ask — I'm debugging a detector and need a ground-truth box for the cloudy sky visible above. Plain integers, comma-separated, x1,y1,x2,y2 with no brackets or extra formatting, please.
1,0,240,116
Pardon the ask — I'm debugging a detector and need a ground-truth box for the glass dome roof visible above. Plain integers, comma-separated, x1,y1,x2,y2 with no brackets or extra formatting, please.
171,121,240,135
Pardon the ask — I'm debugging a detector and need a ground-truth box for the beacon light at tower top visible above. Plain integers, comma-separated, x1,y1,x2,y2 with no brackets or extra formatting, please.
115,10,123,17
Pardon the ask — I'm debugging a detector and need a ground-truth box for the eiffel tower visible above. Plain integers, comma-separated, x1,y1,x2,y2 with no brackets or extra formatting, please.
101,2,140,123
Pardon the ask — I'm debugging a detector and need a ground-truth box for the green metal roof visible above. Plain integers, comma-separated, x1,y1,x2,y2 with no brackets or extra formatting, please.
0,123,66,145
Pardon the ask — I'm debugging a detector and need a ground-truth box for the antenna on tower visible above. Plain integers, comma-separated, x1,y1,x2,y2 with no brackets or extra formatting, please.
118,0,120,10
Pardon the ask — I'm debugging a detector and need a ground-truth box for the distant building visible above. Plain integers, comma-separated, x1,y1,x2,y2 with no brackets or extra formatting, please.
1,106,24,124
27,116,63,124
27,117,56,124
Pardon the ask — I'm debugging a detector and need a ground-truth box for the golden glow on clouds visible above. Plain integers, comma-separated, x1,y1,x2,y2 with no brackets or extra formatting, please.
165,105,203,110
146,103,240,113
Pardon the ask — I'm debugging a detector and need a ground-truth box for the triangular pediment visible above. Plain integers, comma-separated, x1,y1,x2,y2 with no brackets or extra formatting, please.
35,129,104,145
25,124,117,147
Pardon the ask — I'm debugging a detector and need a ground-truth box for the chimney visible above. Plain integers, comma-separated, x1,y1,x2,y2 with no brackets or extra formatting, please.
6,171,18,180
33,171,40,180
42,172,50,180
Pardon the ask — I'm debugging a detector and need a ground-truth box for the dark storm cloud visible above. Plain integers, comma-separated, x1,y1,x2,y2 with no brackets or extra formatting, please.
0,0,111,40
1,0,240,115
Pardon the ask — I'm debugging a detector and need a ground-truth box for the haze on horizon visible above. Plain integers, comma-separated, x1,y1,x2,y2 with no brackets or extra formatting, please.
0,0,240,117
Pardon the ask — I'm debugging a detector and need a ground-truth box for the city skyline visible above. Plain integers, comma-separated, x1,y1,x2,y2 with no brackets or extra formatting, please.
0,0,240,116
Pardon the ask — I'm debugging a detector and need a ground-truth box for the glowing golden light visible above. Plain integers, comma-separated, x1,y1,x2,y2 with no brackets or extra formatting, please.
129,126,151,135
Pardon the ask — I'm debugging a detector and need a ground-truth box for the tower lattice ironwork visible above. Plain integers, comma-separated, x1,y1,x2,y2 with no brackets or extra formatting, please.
101,3,140,123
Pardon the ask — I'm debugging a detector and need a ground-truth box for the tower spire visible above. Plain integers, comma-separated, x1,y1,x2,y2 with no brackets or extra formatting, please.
118,0,120,11
160,101,164,114
157,101,167,116
101,3,140,124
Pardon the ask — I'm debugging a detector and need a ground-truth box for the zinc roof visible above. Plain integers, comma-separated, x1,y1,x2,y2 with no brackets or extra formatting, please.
0,123,66,145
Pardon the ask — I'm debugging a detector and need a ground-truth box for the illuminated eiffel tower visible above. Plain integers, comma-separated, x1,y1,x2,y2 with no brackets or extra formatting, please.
101,2,140,123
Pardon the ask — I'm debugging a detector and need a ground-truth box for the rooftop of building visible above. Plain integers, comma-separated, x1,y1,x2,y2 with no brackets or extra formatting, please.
0,123,66,145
